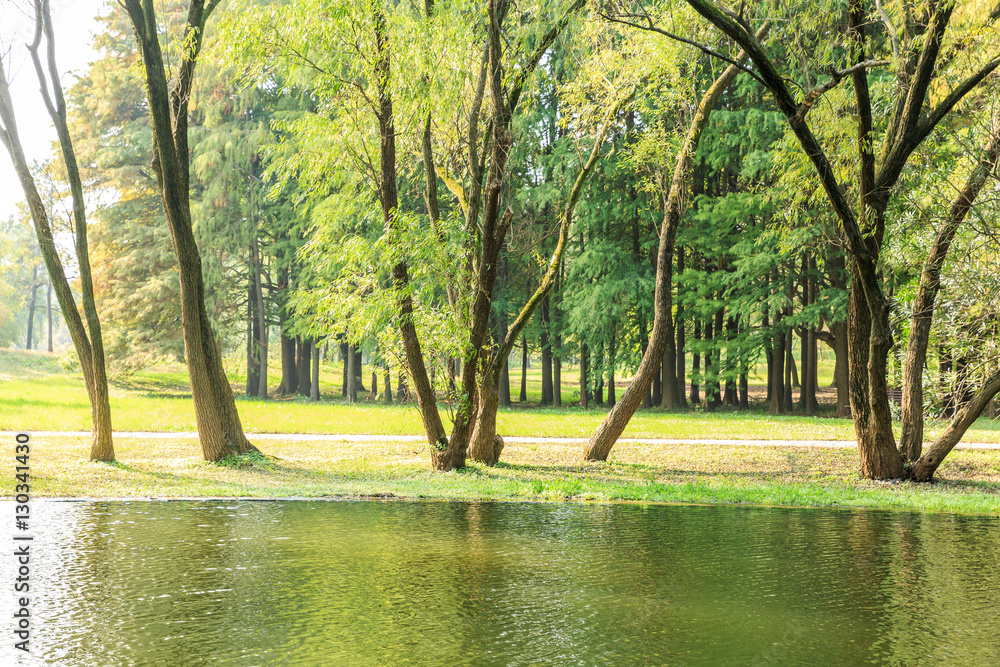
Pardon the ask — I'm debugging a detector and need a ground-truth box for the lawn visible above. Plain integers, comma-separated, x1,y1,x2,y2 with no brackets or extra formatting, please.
2,348,998,444
4,349,999,512
15,432,1000,514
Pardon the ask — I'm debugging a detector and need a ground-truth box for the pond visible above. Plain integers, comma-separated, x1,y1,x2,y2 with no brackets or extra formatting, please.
3,500,999,665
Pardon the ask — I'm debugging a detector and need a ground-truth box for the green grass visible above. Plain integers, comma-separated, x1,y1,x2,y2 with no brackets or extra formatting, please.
4,349,999,512
13,433,1000,515
2,348,998,444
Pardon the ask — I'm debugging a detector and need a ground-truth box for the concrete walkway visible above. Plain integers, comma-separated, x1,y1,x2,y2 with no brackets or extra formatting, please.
6,431,1000,450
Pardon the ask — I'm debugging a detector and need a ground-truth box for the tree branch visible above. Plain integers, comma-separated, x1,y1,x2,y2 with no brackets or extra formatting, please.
794,59,889,121
878,54,1000,190
599,11,765,86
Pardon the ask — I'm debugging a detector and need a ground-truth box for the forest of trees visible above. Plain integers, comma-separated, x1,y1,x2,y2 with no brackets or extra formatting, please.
1,0,998,480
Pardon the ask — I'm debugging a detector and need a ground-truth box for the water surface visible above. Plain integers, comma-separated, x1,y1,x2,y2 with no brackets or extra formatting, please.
3,500,999,665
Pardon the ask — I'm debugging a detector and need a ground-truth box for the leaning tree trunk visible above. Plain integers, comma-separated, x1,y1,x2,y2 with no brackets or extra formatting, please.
467,86,634,464
0,26,114,461
899,113,1000,462
583,33,762,460
912,368,1000,481
123,0,254,461
369,5,448,458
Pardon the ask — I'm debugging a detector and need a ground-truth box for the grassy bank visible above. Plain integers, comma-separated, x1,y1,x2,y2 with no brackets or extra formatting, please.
16,434,1000,514
4,349,1000,443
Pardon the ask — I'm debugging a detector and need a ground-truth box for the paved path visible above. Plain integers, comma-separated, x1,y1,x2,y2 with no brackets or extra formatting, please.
6,431,1000,450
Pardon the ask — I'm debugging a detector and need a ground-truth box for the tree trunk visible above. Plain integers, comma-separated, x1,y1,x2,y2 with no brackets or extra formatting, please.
297,339,312,398
500,353,511,406
912,368,1000,481
341,342,349,397
607,332,616,408
252,220,267,399
660,313,678,408
724,316,737,406
675,251,687,408
540,296,553,405
246,273,259,396
579,342,588,408
278,331,298,395
310,343,320,402
46,281,52,352
690,319,701,405
354,347,365,391
384,367,393,404
468,371,504,465
595,342,604,405
900,113,1000,461
519,336,528,402
848,258,905,480
769,314,785,414
347,343,357,403
26,268,39,350
704,317,715,411
553,349,562,407
582,36,761,460
1,37,115,461
783,324,794,413
123,0,254,461
650,332,661,406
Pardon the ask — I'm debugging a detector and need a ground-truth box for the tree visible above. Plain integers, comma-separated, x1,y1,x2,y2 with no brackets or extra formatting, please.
584,17,764,460
679,0,999,479
899,110,1000,463
121,0,257,461
0,0,114,461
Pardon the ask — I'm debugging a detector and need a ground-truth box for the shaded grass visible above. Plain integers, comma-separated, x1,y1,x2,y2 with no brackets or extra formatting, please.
17,434,1000,514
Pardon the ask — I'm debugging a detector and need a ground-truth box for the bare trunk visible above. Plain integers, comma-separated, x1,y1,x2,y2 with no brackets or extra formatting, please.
297,339,311,398
246,275,258,396
607,332,616,408
769,313,785,414
252,222,267,399
848,259,905,479
579,342,588,408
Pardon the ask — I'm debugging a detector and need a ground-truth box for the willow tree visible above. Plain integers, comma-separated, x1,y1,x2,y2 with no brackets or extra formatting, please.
122,0,257,461
0,0,114,461
679,0,999,479
225,0,590,470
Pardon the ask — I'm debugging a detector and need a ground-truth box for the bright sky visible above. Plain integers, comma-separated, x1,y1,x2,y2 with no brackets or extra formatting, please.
0,0,107,221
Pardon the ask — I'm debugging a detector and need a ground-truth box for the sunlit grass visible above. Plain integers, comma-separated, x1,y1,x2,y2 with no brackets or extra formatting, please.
13,433,1000,514
3,348,999,443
